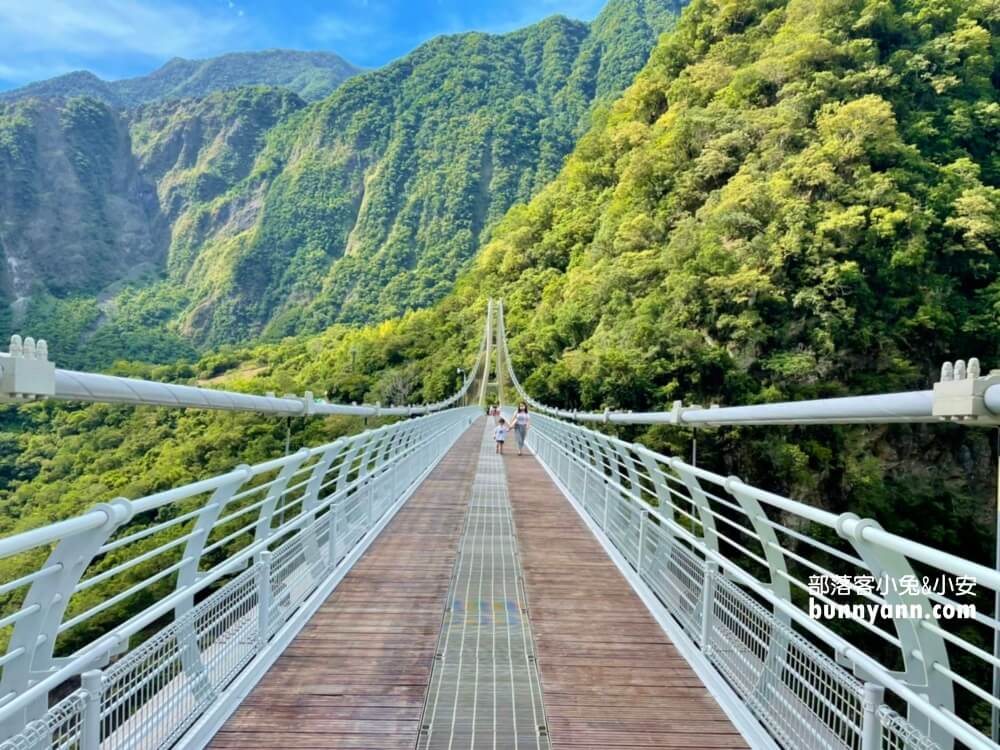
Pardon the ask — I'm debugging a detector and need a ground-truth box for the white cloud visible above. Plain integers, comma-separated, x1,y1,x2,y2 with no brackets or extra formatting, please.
0,0,240,60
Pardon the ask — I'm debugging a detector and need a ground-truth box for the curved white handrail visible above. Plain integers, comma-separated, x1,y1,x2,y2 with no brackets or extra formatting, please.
0,301,494,416
496,299,996,427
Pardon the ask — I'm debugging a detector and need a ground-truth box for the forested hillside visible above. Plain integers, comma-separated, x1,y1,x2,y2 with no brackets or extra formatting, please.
454,0,1000,553
155,0,681,344
0,87,307,368
4,0,998,546
0,50,362,106
0,0,679,362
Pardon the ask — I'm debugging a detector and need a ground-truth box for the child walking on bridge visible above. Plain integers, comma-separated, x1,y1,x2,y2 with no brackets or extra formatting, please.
494,418,508,454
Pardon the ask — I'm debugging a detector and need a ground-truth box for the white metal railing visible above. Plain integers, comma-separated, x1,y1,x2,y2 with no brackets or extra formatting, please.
496,300,1000,427
497,300,1000,750
521,411,999,750
0,301,494,417
0,405,480,747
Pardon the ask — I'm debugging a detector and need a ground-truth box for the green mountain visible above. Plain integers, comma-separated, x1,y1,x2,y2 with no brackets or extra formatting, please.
5,0,997,543
158,0,682,344
0,50,362,106
0,87,309,367
255,0,1000,554
1,0,680,359
443,0,999,541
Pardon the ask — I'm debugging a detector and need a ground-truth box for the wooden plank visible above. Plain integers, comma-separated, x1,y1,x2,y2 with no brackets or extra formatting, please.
210,421,752,749
209,419,483,750
503,452,750,750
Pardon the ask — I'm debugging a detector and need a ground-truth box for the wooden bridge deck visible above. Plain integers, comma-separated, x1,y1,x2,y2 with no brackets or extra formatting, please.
504,453,748,749
210,420,747,749
209,423,482,749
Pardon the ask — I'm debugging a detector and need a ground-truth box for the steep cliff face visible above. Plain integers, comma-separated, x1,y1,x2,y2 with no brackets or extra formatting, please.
0,88,307,367
162,0,684,345
0,0,684,362
127,87,306,259
0,97,165,307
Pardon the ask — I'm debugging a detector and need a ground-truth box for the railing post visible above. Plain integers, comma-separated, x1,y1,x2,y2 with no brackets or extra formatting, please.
603,481,611,531
256,551,273,646
637,508,648,575
253,452,310,542
861,682,885,750
700,561,718,653
836,513,954,747
328,505,340,568
81,669,103,750
0,498,133,737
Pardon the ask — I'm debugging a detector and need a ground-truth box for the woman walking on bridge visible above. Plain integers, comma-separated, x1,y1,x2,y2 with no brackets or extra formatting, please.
512,403,530,455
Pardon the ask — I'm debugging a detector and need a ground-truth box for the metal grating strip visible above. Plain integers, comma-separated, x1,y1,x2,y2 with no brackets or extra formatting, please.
417,422,550,750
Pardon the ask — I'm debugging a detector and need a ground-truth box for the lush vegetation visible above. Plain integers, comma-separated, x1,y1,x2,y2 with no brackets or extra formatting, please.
0,87,308,368
0,306,486,654
250,0,1000,562
0,0,679,363
206,0,1000,554
158,0,681,344
0,50,362,107
2,0,997,574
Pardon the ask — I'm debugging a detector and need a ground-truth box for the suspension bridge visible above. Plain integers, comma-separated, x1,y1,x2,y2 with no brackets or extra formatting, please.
0,299,999,749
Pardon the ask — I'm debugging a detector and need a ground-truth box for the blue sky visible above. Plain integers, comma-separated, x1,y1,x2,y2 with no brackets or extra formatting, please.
0,0,608,91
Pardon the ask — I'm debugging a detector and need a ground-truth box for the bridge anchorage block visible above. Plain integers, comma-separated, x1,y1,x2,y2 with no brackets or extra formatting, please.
0,335,56,403
932,358,1000,424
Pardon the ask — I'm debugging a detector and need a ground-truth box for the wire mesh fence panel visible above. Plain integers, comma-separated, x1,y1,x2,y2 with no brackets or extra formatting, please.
521,413,961,750
0,691,85,750
99,565,258,750
881,707,943,750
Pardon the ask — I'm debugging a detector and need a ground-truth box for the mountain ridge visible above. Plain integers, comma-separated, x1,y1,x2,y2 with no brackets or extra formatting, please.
0,49,363,106
1,0,685,362
166,0,685,344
